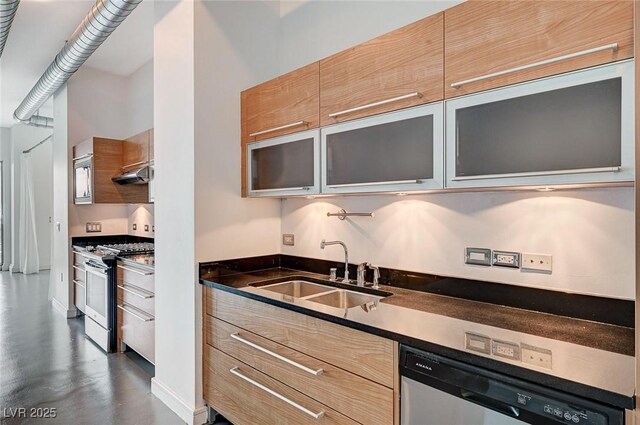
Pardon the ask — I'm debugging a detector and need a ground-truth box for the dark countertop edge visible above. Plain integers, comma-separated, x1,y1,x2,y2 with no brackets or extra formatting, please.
200,278,634,410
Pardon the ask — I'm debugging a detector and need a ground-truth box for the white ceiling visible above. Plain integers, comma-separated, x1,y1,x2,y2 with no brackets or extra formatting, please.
0,0,154,128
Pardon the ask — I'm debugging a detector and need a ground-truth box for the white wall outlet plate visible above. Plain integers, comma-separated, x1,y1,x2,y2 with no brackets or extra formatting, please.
522,253,552,273
492,251,520,268
521,344,552,369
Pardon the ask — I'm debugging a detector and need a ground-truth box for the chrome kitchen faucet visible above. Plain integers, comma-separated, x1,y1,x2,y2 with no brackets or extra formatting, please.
320,239,350,283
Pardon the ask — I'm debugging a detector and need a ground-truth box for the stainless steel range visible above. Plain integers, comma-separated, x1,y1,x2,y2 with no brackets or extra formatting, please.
80,242,154,352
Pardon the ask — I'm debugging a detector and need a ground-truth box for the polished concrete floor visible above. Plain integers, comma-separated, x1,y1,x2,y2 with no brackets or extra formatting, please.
0,271,184,425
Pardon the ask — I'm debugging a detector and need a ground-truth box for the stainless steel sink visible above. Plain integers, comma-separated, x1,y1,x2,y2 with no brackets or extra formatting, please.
257,280,335,298
306,289,382,309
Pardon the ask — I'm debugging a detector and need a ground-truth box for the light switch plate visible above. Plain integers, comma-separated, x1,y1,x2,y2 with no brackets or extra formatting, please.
465,332,491,354
465,247,491,266
86,222,102,233
492,340,520,361
282,234,294,246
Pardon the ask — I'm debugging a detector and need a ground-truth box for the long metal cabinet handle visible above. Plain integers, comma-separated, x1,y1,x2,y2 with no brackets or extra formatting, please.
229,367,325,419
450,43,619,88
117,304,154,322
72,153,93,161
451,166,621,181
251,186,311,193
72,265,85,272
249,121,308,138
122,160,149,169
328,92,422,118
117,265,154,276
230,333,323,376
327,179,423,188
72,279,85,288
117,284,154,299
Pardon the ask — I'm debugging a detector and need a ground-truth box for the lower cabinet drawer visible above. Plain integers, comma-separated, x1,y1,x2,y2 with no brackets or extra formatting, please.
205,346,359,425
117,263,155,293
120,304,155,364
206,287,395,388
207,316,394,425
75,282,85,313
117,283,154,316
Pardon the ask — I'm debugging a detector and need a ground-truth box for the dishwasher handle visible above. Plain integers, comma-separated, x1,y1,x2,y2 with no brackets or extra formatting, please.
461,390,520,418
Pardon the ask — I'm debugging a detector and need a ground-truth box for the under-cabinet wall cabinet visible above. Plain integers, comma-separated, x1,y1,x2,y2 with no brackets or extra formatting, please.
204,287,399,425
240,0,635,197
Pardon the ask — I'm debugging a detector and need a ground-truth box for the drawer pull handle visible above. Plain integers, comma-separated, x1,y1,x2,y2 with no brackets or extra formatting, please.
249,121,308,138
72,279,85,288
328,92,422,118
250,187,311,193
230,333,323,376
229,367,325,420
72,265,85,272
450,43,619,88
117,265,154,276
117,284,154,299
117,304,154,322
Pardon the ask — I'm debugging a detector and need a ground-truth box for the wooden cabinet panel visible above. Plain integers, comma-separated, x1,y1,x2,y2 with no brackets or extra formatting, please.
320,13,444,126
122,129,150,169
444,0,634,98
241,62,320,197
205,287,395,388
206,316,394,425
204,346,359,425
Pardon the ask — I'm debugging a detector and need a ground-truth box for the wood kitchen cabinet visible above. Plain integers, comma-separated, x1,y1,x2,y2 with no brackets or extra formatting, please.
204,287,399,425
73,137,149,204
241,63,320,197
444,0,634,98
319,13,443,126
122,129,151,170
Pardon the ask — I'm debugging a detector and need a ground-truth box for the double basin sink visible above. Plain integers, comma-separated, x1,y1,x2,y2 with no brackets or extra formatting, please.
250,279,389,309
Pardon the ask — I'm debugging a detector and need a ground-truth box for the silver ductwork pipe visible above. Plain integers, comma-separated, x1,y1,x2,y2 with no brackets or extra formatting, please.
0,0,20,58
25,115,54,128
13,0,142,122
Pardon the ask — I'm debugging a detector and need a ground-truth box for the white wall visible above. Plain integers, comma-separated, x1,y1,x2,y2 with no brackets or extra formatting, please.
67,64,154,238
51,86,73,316
0,127,11,270
128,204,154,238
9,123,53,272
276,0,635,300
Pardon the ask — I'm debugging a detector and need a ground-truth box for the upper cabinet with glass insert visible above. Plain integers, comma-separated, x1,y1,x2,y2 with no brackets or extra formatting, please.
446,61,634,189
241,63,320,197
247,129,320,197
322,103,443,194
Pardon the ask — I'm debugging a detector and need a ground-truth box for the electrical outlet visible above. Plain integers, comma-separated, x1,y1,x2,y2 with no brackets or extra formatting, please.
86,222,102,233
144,224,149,232
493,251,520,268
152,225,155,232
132,223,137,231
522,253,552,273
521,344,552,369
282,234,295,246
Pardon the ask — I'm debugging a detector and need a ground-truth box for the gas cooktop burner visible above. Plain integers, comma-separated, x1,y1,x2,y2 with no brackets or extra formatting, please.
95,242,155,255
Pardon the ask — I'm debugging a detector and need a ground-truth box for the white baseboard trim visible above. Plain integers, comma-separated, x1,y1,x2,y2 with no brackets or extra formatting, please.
151,378,208,425
51,298,78,318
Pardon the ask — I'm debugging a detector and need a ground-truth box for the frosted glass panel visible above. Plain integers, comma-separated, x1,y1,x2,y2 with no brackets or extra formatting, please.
251,138,314,190
456,78,622,177
326,115,434,185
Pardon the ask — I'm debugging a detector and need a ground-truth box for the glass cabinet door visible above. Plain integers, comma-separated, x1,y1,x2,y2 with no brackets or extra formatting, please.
321,103,444,194
446,61,634,188
247,129,320,197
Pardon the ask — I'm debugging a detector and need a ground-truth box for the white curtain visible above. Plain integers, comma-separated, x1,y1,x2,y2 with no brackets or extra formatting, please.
19,153,39,274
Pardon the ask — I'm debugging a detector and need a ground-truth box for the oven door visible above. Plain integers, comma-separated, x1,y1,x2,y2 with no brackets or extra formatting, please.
85,261,109,328
73,155,93,204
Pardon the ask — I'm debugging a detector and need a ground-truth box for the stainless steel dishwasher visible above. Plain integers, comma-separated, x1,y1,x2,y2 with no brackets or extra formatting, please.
400,345,624,425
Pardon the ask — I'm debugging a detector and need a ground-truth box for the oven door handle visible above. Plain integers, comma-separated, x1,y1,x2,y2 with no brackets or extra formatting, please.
460,390,520,418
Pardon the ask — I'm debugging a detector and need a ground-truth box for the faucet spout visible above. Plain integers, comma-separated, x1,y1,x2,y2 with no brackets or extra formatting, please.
320,239,350,283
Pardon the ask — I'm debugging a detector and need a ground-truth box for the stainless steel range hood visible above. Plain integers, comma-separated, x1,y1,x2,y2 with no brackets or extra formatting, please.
112,166,149,185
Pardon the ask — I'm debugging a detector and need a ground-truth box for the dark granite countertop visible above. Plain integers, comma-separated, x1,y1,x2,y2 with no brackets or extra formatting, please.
200,260,635,410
